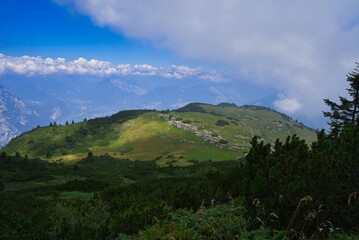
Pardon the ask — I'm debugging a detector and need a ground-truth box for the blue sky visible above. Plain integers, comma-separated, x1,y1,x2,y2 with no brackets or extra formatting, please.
1,0,359,128
0,0,180,66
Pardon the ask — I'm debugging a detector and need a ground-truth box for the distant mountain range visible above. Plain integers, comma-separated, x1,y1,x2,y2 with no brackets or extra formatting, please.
3,103,316,165
0,85,40,146
0,72,283,147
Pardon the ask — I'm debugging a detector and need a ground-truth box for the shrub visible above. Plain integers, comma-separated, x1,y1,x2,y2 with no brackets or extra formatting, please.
219,139,229,144
215,120,229,126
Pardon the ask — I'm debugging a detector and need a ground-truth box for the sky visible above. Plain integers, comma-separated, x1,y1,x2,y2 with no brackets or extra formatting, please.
1,0,359,128
0,0,178,65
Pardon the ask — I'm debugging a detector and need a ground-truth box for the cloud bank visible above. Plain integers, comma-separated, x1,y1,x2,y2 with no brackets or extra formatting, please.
55,0,359,117
0,53,225,82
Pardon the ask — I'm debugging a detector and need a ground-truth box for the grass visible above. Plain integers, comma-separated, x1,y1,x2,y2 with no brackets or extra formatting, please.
4,175,85,191
172,104,315,145
3,103,316,165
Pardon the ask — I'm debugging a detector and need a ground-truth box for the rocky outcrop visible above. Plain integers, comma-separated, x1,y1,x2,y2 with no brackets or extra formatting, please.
168,120,198,133
160,114,227,148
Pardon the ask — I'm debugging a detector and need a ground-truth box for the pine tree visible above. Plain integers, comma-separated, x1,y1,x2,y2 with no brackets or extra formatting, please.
85,151,94,163
45,149,52,158
323,63,359,134
348,63,359,126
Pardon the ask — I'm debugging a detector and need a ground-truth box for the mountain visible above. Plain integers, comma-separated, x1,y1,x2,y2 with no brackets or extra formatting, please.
0,75,76,147
3,103,316,166
0,73,250,146
0,85,43,146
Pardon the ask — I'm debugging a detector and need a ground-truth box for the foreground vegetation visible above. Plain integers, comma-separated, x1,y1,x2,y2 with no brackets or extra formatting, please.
0,64,358,239
0,125,358,239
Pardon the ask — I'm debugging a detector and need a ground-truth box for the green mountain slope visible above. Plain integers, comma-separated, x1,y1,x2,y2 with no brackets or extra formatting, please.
2,103,316,166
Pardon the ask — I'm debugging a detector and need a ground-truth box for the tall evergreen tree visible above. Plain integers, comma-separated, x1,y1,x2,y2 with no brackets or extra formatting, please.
85,151,94,163
323,63,359,134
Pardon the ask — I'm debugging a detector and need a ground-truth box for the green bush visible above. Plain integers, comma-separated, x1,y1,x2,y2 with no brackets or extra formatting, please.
215,119,229,126
136,205,247,239
219,139,229,144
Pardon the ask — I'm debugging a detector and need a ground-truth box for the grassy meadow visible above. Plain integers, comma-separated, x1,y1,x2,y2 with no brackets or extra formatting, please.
3,103,316,166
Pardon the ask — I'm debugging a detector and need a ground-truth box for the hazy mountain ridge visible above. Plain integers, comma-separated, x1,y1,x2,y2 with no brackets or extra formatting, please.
0,72,319,147
0,73,243,146
0,85,34,146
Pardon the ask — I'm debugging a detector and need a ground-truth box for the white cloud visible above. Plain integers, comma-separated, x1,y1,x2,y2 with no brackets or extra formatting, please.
0,53,225,81
0,54,116,75
274,95,302,114
55,0,359,119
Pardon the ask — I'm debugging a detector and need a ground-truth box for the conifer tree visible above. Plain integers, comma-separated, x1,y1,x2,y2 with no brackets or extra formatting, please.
323,63,359,134
85,151,94,163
